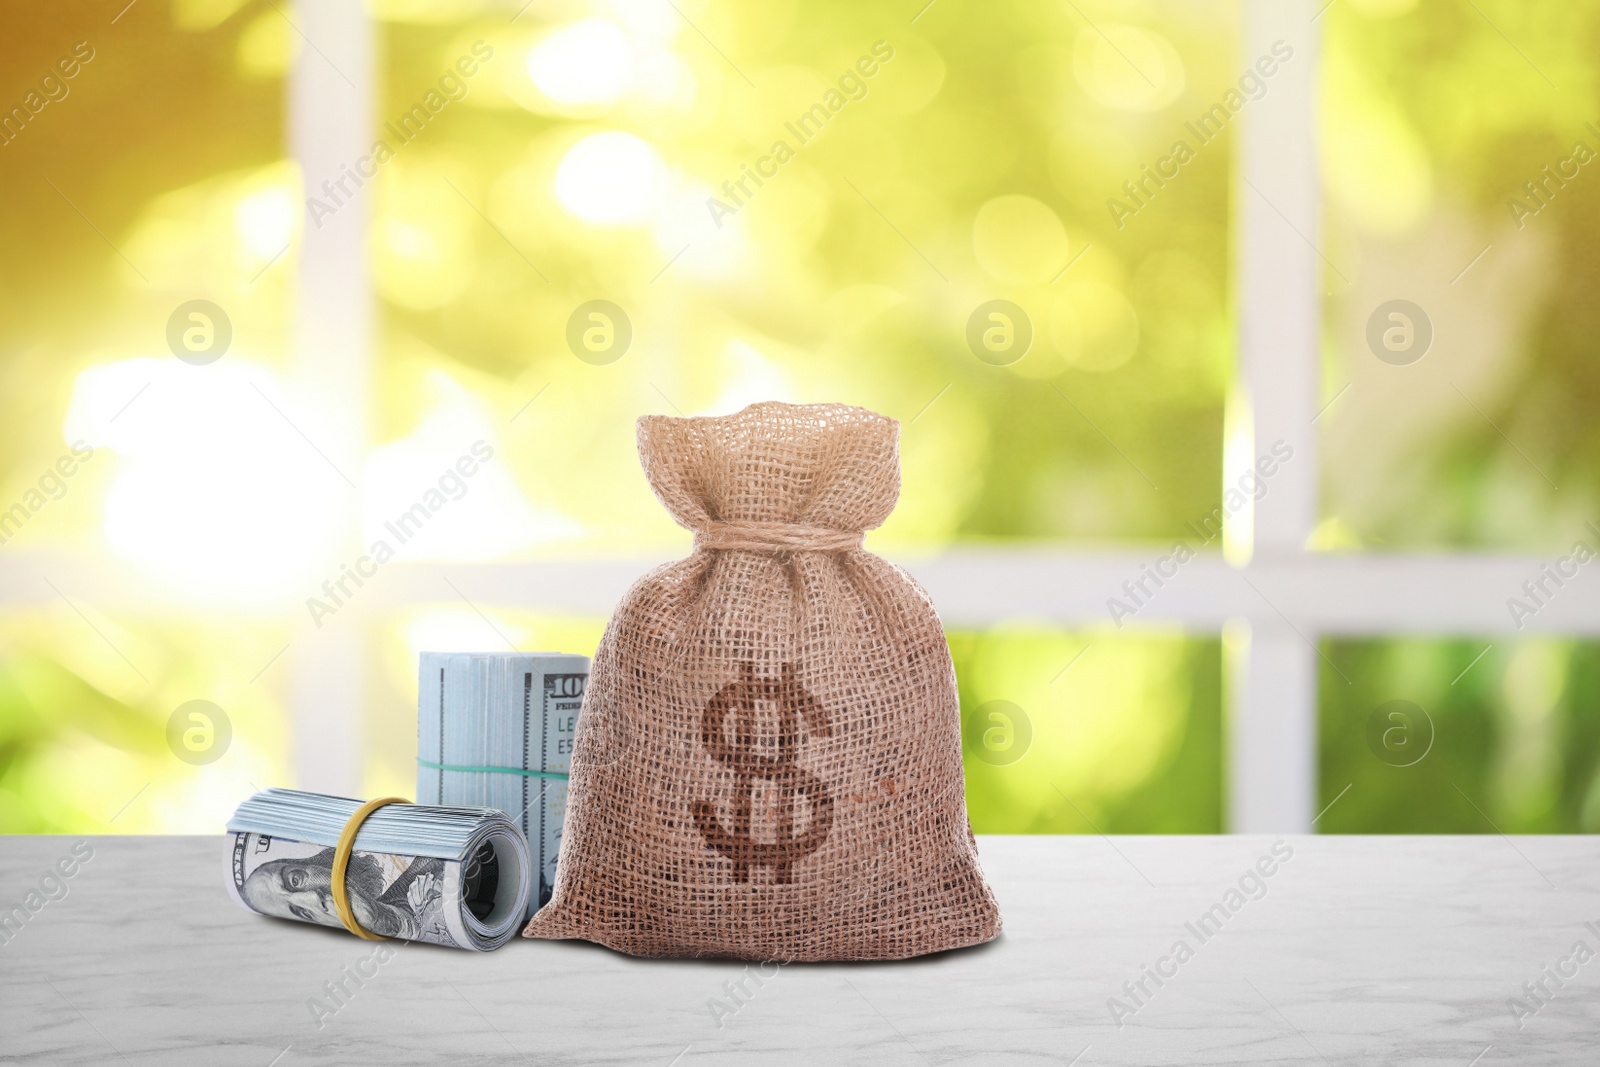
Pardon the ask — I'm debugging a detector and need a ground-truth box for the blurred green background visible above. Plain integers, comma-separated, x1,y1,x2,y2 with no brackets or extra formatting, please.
1,0,1597,835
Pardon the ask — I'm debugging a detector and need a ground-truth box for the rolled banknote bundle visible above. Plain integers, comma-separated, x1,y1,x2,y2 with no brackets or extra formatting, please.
225,788,531,951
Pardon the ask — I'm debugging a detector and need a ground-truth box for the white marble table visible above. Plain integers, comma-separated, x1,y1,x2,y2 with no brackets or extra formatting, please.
2,834,1596,1065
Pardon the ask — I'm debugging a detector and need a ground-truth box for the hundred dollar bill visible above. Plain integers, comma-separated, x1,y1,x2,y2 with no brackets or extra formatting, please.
225,788,530,951
416,652,588,919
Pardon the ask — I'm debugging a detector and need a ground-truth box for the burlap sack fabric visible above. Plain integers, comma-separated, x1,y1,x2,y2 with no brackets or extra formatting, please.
523,401,1001,960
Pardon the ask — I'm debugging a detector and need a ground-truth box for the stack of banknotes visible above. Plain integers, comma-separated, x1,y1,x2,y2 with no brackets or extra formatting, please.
225,788,531,951
415,652,589,919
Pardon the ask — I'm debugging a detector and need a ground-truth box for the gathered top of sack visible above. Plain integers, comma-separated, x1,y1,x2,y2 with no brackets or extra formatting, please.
638,402,901,548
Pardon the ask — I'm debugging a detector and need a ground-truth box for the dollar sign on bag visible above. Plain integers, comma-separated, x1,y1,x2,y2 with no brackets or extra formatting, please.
692,662,834,884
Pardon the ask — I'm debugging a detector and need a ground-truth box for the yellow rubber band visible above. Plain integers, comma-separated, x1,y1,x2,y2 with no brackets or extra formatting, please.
331,796,409,940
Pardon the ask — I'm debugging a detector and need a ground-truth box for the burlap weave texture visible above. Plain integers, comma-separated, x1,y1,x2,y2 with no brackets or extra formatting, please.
523,401,1001,959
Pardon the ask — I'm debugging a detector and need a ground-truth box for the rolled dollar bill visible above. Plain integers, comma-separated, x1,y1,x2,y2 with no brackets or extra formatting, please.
225,788,530,951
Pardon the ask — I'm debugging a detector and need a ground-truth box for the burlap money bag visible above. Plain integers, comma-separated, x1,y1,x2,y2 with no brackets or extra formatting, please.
523,401,1001,960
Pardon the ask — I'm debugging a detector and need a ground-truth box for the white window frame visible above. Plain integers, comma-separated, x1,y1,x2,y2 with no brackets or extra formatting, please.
23,0,1588,830
282,0,1600,828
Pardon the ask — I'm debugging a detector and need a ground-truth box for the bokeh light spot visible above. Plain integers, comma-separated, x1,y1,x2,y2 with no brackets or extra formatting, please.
972,194,1069,286
526,20,634,106
554,132,668,224
1072,24,1185,112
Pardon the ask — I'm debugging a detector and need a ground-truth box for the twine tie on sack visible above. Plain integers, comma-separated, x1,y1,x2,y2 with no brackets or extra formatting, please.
694,519,863,554
332,796,408,940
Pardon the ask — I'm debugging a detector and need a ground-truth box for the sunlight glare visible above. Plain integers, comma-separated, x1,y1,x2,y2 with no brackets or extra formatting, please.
362,371,582,561
526,19,634,106
405,608,527,661
63,358,345,607
234,186,295,259
554,132,668,224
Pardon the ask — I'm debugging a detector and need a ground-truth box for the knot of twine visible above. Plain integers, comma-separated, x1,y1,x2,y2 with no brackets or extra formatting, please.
694,520,863,554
